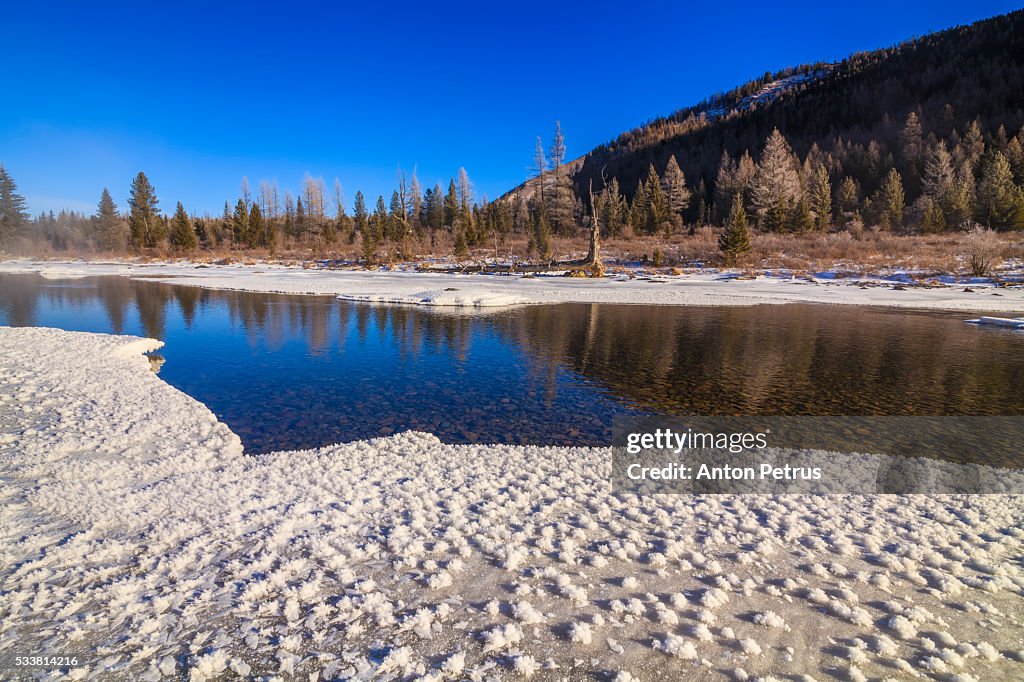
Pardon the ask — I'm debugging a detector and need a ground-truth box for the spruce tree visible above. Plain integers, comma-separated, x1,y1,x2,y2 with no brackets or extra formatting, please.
809,164,832,231
249,203,265,249
193,219,210,249
0,164,29,247
128,171,160,250
532,206,552,262
629,179,647,234
443,180,458,230
294,197,306,244
644,164,670,236
719,195,751,266
94,187,125,251
372,195,388,251
791,198,814,233
453,226,469,260
232,198,250,247
169,202,197,252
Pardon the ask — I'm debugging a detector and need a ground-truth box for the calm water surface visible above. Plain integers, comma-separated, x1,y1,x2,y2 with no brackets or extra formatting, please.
2,273,1022,453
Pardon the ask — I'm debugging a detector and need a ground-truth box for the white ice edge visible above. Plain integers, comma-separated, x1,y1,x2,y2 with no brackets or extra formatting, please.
3,325,1024,680
965,316,1024,328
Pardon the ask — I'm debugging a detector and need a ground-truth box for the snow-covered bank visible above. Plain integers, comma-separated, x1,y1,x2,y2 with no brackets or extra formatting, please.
2,327,1024,681
3,258,1024,313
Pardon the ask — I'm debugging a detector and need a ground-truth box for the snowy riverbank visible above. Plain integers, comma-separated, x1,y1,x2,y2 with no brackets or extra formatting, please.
2,258,1024,312
2,326,1024,681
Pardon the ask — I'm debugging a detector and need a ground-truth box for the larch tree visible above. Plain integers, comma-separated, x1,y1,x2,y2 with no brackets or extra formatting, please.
878,168,905,230
409,171,423,234
456,167,474,242
548,121,574,235
661,155,691,234
531,136,548,206
128,172,161,250
837,176,861,214
749,129,801,231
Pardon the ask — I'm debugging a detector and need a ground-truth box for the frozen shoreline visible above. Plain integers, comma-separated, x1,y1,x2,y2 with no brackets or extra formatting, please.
2,326,1023,680
2,258,1024,312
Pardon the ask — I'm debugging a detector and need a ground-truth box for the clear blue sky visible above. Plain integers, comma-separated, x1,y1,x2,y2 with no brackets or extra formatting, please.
2,0,1020,216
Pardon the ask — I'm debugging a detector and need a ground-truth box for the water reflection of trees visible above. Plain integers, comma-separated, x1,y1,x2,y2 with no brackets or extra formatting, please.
4,274,1022,417
490,304,1024,416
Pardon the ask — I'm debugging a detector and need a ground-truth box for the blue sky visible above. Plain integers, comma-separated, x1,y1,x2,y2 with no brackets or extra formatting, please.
2,1,1020,216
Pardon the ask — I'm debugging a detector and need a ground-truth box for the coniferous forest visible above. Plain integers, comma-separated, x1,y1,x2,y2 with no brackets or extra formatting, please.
1,9,1023,267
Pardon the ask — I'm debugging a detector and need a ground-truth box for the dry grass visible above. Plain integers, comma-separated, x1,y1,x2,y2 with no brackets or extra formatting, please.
8,228,1023,277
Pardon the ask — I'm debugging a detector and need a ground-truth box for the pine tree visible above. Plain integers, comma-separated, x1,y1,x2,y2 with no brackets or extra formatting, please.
169,202,197,252
128,171,161,249
94,187,125,251
808,164,832,231
976,151,1020,230
749,129,801,230
719,195,751,266
878,168,905,231
661,155,691,232
0,164,29,247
